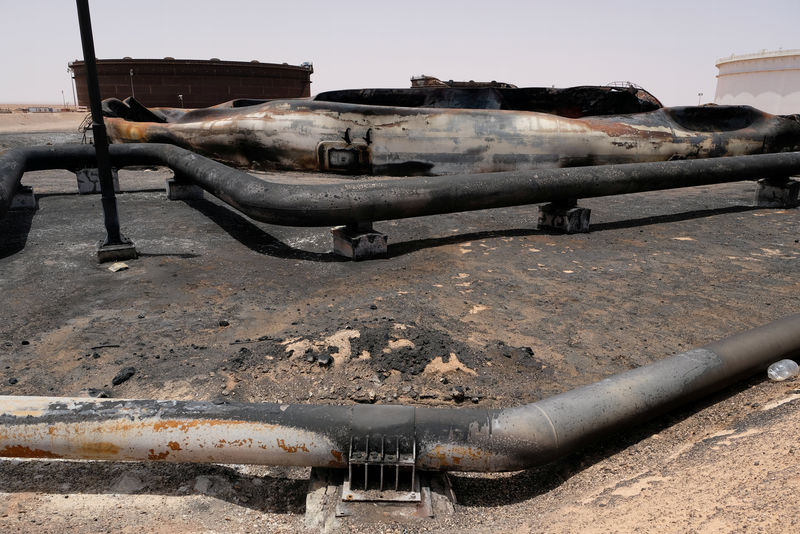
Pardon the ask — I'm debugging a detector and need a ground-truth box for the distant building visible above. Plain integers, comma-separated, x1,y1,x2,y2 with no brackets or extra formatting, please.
715,49,800,114
69,58,313,108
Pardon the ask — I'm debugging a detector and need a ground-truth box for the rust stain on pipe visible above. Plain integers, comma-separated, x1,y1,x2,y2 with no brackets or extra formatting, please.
0,445,62,459
151,418,275,433
423,443,493,469
276,438,309,453
148,449,170,461
0,398,347,468
78,442,121,456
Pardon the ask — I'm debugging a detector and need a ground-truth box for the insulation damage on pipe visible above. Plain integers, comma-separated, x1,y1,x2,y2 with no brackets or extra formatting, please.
2,143,800,224
1,314,799,472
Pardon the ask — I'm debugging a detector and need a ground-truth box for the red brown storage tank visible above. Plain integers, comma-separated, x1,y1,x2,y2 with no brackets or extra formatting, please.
69,57,313,108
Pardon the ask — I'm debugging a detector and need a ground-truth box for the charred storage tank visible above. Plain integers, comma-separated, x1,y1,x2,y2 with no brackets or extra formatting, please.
715,49,800,115
68,57,313,109
99,86,800,176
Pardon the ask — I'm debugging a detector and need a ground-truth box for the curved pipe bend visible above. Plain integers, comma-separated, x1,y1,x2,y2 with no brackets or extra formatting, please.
2,143,800,225
1,314,799,471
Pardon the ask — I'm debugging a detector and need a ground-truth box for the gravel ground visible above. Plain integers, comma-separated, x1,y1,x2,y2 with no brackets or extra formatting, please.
0,127,799,533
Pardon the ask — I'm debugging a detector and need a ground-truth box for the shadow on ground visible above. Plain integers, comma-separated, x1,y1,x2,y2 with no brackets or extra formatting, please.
0,460,308,515
448,377,759,507
181,198,759,261
185,198,345,262
0,208,35,260
0,195,759,263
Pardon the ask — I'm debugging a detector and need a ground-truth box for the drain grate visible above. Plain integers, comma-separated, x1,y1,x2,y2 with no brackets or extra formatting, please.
343,434,418,502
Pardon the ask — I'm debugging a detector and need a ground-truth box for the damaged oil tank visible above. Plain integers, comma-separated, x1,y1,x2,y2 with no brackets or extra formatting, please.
101,85,800,176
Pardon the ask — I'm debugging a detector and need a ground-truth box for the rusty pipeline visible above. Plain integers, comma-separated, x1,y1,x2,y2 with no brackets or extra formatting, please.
1,314,799,471
2,143,800,225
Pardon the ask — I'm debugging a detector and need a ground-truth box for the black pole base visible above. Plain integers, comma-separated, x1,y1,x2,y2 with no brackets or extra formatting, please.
97,235,137,263
331,223,388,260
539,199,591,234
9,186,38,211
754,178,800,208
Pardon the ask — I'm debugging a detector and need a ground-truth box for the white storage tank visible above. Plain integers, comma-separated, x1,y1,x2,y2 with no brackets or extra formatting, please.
715,49,800,115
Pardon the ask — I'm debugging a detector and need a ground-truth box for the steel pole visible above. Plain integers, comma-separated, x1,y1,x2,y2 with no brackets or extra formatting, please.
69,68,77,107
75,0,125,245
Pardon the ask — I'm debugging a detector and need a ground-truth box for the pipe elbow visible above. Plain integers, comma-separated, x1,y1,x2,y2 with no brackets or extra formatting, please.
0,148,29,219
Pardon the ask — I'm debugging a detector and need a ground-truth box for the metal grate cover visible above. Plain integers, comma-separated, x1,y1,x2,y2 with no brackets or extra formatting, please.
343,434,419,502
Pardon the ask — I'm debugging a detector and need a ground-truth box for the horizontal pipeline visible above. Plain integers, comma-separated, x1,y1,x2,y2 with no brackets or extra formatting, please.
1,314,798,471
2,144,800,224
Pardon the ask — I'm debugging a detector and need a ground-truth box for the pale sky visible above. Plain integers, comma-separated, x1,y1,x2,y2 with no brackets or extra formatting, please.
1,0,798,107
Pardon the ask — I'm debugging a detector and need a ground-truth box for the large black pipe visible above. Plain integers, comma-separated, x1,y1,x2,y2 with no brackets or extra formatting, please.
1,314,799,471
2,143,799,225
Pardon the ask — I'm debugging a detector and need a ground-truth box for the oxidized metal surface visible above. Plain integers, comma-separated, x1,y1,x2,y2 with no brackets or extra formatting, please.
102,87,800,176
0,397,348,467
0,396,504,471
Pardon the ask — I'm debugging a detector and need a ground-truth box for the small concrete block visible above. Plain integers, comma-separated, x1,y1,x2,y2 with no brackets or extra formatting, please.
305,467,343,532
307,468,455,523
76,168,120,195
755,178,800,208
538,203,591,233
9,186,37,211
166,178,204,200
97,238,138,263
331,224,388,260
